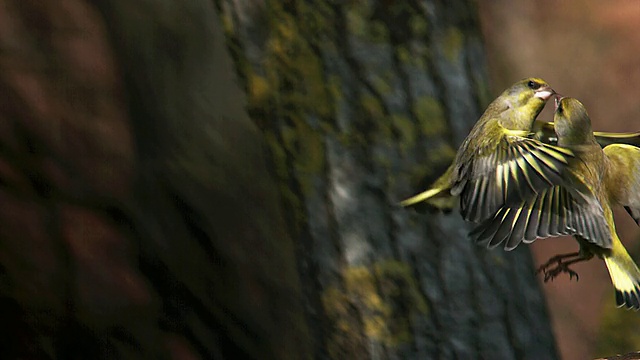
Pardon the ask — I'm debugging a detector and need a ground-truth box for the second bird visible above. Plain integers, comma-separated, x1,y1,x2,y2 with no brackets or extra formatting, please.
471,97,640,309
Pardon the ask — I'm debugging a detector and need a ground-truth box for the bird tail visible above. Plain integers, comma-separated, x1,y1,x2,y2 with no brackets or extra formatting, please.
399,187,454,209
603,237,640,310
400,165,456,212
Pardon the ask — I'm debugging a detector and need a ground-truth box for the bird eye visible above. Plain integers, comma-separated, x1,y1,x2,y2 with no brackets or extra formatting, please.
527,80,541,90
557,104,563,114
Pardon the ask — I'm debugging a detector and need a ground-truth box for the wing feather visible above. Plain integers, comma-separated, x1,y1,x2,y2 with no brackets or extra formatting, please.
457,133,574,223
470,185,612,250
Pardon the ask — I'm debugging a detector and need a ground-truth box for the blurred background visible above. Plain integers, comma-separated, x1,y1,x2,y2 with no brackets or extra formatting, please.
480,1,640,359
0,1,639,359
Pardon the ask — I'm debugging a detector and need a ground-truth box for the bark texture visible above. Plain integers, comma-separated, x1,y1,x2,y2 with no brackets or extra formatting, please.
217,0,559,359
0,0,558,359
0,1,308,359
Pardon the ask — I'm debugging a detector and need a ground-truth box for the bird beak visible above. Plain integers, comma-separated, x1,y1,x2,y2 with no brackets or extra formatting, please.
554,95,565,111
534,86,555,101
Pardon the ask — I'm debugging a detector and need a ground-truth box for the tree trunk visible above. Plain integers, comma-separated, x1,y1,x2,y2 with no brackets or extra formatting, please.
0,0,558,359
216,0,559,359
0,1,308,359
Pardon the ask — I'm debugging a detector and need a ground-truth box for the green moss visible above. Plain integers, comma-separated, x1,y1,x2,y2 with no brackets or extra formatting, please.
361,94,384,119
410,15,428,37
595,296,640,357
304,1,334,40
238,0,337,203
369,21,389,43
414,96,447,136
280,125,296,151
397,46,411,65
264,131,304,217
278,119,326,197
220,12,234,35
426,143,456,166
345,267,393,340
322,260,428,353
262,0,335,119
371,75,393,96
247,74,270,108
327,76,343,107
374,260,429,314
345,2,391,43
346,7,368,38
264,132,288,180
391,114,416,150
443,27,464,62
294,129,325,195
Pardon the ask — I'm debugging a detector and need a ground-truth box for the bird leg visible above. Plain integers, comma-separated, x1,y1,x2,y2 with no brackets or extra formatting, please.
536,252,580,274
535,252,585,282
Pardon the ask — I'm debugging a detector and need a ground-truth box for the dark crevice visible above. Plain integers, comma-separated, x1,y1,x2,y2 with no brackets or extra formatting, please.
409,251,440,358
171,194,223,266
138,252,258,360
385,22,416,261
215,2,252,96
216,2,334,356
461,31,488,117
426,218,450,354
330,3,391,120
266,6,334,358
469,257,483,358
413,3,456,148
503,298,523,360
47,202,80,359
273,104,331,359
318,143,348,359
305,41,339,131
332,2,391,261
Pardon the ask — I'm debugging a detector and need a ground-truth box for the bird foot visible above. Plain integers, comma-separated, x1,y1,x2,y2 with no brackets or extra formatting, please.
539,262,580,282
536,260,580,282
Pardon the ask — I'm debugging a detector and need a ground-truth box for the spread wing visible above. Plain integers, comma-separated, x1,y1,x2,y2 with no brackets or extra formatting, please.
470,185,612,251
593,130,640,148
535,120,640,148
452,134,574,223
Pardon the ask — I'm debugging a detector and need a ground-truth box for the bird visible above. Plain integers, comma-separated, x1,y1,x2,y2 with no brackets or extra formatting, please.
471,97,640,310
401,77,575,223
403,122,640,215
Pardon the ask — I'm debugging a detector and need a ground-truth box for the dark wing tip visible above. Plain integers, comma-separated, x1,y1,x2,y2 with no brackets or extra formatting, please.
615,285,640,310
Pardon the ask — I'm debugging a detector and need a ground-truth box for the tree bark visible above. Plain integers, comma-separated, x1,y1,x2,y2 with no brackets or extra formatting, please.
216,0,559,359
0,0,559,359
0,1,308,359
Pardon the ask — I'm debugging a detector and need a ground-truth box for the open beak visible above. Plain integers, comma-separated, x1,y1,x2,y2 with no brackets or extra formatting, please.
534,86,556,101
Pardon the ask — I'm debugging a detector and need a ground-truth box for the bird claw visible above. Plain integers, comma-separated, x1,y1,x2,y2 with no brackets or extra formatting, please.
546,267,579,282
535,255,563,275
539,262,580,283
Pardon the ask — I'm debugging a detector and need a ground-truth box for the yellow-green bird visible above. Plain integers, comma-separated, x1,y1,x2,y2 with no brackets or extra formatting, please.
401,78,574,222
471,97,640,309
404,121,640,215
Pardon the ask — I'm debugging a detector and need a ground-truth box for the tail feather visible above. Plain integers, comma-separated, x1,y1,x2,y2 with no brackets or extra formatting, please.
603,243,640,310
400,187,446,207
399,187,456,213
400,165,456,212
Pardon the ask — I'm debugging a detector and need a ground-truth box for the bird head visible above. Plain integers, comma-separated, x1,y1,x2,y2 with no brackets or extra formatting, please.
553,97,593,146
497,78,555,129
505,77,555,105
